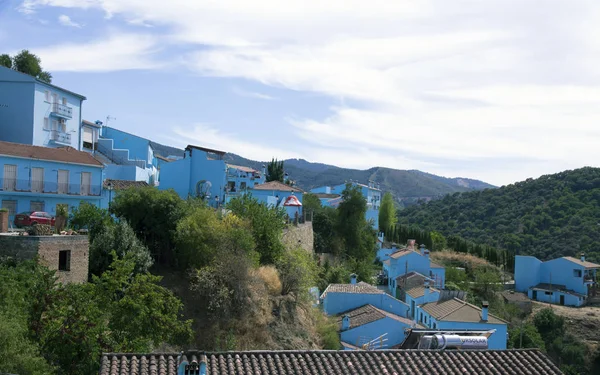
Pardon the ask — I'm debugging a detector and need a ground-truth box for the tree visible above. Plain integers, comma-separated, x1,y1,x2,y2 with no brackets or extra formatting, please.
89,220,153,277
266,158,284,183
69,202,114,243
533,307,565,344
0,54,11,68
302,192,322,214
508,323,545,350
226,195,286,264
9,50,52,83
337,183,376,260
378,192,397,234
276,248,318,298
471,268,502,300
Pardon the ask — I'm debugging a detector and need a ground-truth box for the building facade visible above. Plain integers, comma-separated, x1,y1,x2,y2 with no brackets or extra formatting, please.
0,66,86,151
515,254,599,306
0,141,103,224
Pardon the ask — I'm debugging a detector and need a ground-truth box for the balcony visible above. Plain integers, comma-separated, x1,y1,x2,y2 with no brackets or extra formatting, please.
0,178,101,196
50,130,72,145
51,102,73,119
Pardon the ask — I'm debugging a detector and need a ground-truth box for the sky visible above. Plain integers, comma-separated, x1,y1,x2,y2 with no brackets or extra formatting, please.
2,0,600,186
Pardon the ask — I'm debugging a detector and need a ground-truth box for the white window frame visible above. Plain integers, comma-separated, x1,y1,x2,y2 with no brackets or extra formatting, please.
43,117,50,130
45,90,51,102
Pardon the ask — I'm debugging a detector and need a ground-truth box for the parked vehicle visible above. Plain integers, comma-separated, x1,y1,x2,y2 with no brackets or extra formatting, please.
14,211,56,228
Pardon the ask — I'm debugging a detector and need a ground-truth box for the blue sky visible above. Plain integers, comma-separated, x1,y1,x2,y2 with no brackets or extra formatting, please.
2,0,600,186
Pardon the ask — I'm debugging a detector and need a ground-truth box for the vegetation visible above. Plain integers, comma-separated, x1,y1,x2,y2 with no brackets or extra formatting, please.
397,167,600,263
266,158,285,183
378,192,397,233
1,50,52,83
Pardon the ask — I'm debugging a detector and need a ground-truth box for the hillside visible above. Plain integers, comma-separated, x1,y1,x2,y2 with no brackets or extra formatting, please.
149,141,493,203
397,167,600,263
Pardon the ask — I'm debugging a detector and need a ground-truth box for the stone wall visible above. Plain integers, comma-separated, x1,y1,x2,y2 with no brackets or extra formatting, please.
282,222,314,253
0,234,89,284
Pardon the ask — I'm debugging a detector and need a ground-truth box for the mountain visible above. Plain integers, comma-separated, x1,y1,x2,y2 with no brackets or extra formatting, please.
396,167,600,263
151,141,494,205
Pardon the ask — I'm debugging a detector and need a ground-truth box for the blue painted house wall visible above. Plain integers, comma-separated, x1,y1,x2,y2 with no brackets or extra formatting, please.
405,290,441,318
386,250,446,293
0,154,103,222
250,189,304,217
311,182,381,229
340,318,409,349
323,291,410,318
514,256,542,293
0,67,85,151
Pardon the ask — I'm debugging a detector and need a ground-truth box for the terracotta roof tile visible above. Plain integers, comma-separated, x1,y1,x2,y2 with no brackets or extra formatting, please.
421,298,506,324
100,349,563,375
103,179,150,190
320,282,383,298
0,140,103,167
406,285,440,299
337,304,414,330
226,164,260,173
252,181,304,192
562,256,600,269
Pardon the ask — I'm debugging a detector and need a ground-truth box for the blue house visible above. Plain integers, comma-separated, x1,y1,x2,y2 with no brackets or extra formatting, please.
384,242,446,296
514,254,599,306
0,140,103,223
338,304,415,350
414,298,508,350
397,274,441,318
0,66,86,151
95,126,159,185
311,181,381,229
320,277,410,318
250,181,304,218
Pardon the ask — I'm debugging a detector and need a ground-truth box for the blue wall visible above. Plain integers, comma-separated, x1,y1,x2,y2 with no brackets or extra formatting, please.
514,256,542,293
323,291,410,318
250,190,304,217
0,78,35,145
159,157,191,198
340,317,409,349
102,127,154,167
527,289,583,307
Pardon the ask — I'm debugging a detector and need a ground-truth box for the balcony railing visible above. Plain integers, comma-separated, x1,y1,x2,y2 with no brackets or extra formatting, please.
51,102,73,118
0,178,101,196
50,130,72,145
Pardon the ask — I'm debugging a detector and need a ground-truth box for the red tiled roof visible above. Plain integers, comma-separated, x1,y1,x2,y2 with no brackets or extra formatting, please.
252,181,304,192
0,141,103,167
320,282,382,298
562,256,600,269
100,349,563,375
227,164,260,173
103,179,150,191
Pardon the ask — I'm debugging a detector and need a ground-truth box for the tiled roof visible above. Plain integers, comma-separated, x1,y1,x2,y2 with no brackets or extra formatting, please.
226,164,260,173
430,261,444,269
530,283,586,297
320,282,383,298
421,298,506,325
252,181,304,192
406,285,440,299
82,119,102,128
0,140,103,167
338,304,413,330
501,290,531,303
389,249,415,259
155,154,172,162
100,349,563,375
103,179,150,191
313,193,341,199
563,256,600,269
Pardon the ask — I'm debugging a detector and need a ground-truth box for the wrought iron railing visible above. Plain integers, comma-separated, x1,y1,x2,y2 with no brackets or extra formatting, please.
0,178,101,196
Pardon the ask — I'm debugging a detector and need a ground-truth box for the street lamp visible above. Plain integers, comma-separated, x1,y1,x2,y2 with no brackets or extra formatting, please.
106,181,114,208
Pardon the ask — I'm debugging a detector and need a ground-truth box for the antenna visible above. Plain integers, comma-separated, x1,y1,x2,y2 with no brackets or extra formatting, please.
106,115,116,127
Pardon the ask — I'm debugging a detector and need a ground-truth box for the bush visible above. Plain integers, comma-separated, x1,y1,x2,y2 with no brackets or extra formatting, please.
256,266,282,296
276,249,318,299
27,224,52,236
69,203,113,242
313,310,340,350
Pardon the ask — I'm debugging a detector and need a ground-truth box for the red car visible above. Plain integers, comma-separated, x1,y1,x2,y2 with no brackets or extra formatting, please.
14,211,56,228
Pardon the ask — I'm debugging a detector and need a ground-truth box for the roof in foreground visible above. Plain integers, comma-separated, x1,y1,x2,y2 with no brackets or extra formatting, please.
100,349,563,375
252,181,304,192
320,281,383,298
337,304,413,329
0,141,103,167
421,298,507,325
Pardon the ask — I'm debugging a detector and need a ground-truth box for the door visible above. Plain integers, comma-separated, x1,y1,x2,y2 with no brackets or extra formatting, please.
58,170,69,194
532,290,537,300
3,164,17,191
52,93,58,103
80,172,91,195
560,295,565,305
31,167,44,192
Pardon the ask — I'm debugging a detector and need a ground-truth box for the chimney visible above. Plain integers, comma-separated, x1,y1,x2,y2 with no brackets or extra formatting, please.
581,252,585,262
407,239,415,250
341,315,350,331
350,273,358,284
424,248,430,259
391,243,397,251
420,244,426,256
423,280,431,303
481,301,489,322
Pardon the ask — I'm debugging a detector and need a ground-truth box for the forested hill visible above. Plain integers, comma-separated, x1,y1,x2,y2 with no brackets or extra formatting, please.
397,167,600,263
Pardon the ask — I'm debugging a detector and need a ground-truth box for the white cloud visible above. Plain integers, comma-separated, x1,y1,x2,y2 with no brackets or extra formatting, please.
58,14,81,28
35,33,161,72
231,86,277,101
19,0,600,184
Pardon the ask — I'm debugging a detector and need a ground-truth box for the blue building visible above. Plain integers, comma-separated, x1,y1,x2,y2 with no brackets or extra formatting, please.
0,66,86,151
95,126,159,185
514,254,599,306
397,274,441,318
225,164,266,200
310,181,381,229
414,298,508,350
320,276,410,318
250,181,304,217
338,304,415,349
383,242,446,296
0,140,103,223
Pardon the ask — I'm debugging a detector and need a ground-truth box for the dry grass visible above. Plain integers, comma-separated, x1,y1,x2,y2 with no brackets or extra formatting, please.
432,250,499,271
255,266,283,296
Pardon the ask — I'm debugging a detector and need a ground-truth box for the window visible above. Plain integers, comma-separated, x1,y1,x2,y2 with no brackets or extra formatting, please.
574,269,582,278
52,93,58,104
2,165,17,191
1,200,17,217
30,201,45,212
58,118,66,133
80,172,91,195
545,291,552,296
433,322,437,329
83,127,93,149
31,167,44,193
227,181,236,192
57,170,69,194
45,90,50,102
58,250,71,271
62,97,67,105
44,117,50,130
240,182,247,190
51,119,58,131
